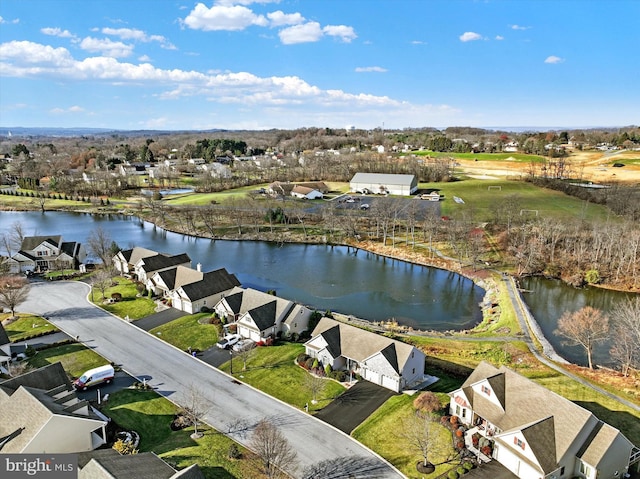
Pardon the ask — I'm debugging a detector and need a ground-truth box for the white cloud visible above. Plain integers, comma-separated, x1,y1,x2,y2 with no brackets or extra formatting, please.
278,22,323,44
355,66,387,73
322,25,357,43
0,16,20,24
79,37,134,58
411,40,426,45
41,27,75,38
511,24,531,30
216,0,280,5
50,105,84,114
101,27,176,50
267,10,304,27
138,55,152,62
459,32,482,42
495,35,504,40
183,3,268,31
544,55,564,64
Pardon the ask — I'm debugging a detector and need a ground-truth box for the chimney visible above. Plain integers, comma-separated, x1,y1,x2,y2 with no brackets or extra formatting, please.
196,263,202,272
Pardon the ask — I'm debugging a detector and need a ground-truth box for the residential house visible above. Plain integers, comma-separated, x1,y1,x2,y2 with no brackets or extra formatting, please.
112,247,159,276
448,361,639,479
290,185,324,199
147,264,205,297
0,363,108,453
170,268,241,314
10,235,87,273
304,317,425,392
349,173,418,196
133,252,191,283
78,449,205,479
214,287,311,340
200,162,232,178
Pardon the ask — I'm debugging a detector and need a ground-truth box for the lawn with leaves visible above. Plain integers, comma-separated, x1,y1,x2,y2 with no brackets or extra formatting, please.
90,276,156,319
2,313,59,342
352,393,457,479
149,313,220,352
102,389,244,479
218,342,345,411
26,343,110,378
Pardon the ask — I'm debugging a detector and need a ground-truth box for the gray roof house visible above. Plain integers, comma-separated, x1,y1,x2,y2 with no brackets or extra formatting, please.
349,172,418,196
0,363,108,453
113,247,159,275
10,235,87,273
304,317,425,392
214,287,312,341
148,264,205,297
170,268,241,314
448,361,639,478
134,252,192,282
78,449,205,479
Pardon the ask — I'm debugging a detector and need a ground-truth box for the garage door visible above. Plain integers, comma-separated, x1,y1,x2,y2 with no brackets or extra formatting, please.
366,370,379,385
382,375,399,392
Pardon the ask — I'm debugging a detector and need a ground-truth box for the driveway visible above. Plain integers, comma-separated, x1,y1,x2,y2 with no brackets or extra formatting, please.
314,381,398,434
18,281,403,479
134,307,186,331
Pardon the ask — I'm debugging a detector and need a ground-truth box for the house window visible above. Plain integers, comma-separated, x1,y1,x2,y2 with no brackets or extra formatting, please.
37,250,48,256
513,437,525,450
481,385,491,396
462,408,466,418
455,405,461,416
560,467,565,477
412,368,415,374
580,462,591,478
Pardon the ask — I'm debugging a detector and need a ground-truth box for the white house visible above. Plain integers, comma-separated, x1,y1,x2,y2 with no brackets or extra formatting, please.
0,363,108,453
448,361,639,479
170,268,241,314
10,235,87,273
290,185,324,199
304,317,426,392
214,287,311,340
133,252,191,283
349,173,418,196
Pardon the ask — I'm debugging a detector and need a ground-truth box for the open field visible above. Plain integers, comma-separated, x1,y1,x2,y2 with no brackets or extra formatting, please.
416,150,546,163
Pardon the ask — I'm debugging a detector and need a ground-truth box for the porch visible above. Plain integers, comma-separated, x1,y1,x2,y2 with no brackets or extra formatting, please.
464,425,495,464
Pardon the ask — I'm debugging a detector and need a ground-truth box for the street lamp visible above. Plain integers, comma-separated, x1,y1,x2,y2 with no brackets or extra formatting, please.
229,350,233,374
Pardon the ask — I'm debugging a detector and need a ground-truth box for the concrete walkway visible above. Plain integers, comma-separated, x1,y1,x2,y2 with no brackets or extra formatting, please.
18,281,404,479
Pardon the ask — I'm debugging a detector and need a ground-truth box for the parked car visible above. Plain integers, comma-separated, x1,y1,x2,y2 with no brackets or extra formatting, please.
233,339,255,352
216,333,241,349
360,203,370,210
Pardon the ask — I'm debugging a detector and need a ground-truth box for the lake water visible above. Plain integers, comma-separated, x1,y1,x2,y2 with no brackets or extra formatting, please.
1,211,483,331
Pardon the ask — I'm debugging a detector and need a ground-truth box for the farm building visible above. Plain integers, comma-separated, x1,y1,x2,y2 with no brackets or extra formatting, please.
350,173,418,196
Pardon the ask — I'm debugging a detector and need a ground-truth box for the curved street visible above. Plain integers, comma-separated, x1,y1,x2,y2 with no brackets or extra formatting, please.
18,281,404,479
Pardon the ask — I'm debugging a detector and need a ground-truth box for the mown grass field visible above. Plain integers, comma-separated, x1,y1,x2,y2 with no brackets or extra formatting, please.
91,276,157,319
149,313,220,352
2,313,59,341
414,151,547,163
102,389,244,479
218,342,346,412
163,183,268,206
27,342,110,379
420,178,614,222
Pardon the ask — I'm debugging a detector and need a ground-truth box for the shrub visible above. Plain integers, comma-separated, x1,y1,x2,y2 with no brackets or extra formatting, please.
450,415,459,425
290,332,299,342
200,306,212,313
480,445,492,456
457,467,467,476
455,428,464,438
227,443,241,459
297,353,310,365
111,292,123,302
463,462,474,472
448,470,459,479
332,370,348,382
304,358,315,370
585,269,601,284
113,438,138,455
312,358,319,369
324,364,332,376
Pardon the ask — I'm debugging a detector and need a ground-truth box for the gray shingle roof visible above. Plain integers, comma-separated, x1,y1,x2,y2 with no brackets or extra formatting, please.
78,450,205,479
119,247,158,265
21,236,62,251
0,362,70,394
0,322,9,346
180,268,240,301
141,253,191,273
247,301,277,331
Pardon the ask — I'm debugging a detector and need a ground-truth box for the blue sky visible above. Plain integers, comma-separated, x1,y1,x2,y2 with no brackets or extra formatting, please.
1,0,638,131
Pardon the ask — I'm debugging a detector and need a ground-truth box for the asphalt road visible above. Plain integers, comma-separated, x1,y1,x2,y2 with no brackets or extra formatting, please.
18,281,403,479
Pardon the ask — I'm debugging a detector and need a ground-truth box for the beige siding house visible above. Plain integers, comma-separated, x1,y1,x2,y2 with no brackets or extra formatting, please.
448,361,639,479
304,317,426,392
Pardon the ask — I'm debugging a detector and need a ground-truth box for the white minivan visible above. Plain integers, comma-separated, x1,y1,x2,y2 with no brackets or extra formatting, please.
73,365,115,390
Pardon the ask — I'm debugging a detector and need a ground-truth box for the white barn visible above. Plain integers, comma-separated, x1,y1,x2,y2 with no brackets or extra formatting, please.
350,173,418,196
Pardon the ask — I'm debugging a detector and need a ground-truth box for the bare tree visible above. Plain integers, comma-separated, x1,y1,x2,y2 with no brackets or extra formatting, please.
180,384,211,439
87,226,115,267
554,306,610,369
609,297,640,376
236,342,256,371
249,419,298,478
0,275,31,318
304,372,325,404
91,269,113,300
397,410,448,471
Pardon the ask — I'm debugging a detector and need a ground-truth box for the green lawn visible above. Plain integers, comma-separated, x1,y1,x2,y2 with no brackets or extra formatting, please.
91,276,157,319
27,343,111,379
149,313,220,352
414,151,546,163
102,389,244,479
421,178,614,222
218,342,346,412
2,313,59,342
163,184,270,206
352,394,457,479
